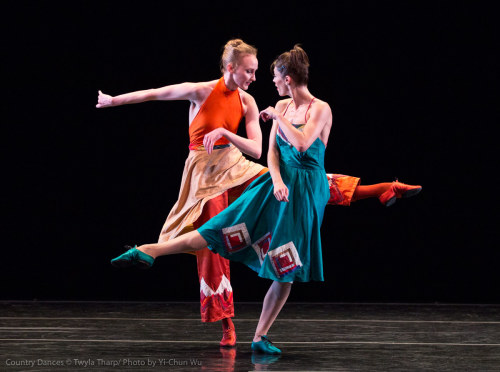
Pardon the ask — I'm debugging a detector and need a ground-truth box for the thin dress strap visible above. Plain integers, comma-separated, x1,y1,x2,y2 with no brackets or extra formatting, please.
304,97,315,123
282,99,293,115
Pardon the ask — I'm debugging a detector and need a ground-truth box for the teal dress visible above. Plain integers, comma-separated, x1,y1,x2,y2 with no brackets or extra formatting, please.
198,124,330,282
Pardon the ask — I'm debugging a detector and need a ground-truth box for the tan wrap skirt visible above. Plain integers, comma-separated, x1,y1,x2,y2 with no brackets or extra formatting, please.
159,145,265,242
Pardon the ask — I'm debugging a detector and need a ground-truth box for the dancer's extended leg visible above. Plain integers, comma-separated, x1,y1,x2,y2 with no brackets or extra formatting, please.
352,181,422,206
141,231,206,258
111,230,207,268
352,183,393,201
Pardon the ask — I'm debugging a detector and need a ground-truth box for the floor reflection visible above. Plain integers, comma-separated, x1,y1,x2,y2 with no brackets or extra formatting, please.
1,302,499,371
251,353,282,370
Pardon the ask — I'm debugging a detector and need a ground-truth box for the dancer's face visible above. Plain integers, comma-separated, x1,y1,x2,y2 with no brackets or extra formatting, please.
232,54,258,90
273,67,288,96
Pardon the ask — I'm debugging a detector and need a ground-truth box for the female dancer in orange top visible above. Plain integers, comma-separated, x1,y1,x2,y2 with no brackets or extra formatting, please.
98,39,265,347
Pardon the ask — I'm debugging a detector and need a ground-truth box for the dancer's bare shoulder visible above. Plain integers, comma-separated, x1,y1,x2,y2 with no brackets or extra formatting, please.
191,80,218,102
312,98,332,114
238,89,259,115
275,98,292,112
308,98,333,146
238,88,255,104
308,98,332,123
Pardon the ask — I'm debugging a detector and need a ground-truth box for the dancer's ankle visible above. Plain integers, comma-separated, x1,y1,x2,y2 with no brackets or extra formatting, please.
222,317,234,331
137,245,155,259
253,334,263,342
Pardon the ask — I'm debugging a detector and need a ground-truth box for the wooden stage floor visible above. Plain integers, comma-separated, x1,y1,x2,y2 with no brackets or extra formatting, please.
1,301,499,371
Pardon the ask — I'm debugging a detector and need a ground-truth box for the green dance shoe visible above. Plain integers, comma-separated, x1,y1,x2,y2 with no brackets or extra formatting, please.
251,335,282,354
111,245,154,269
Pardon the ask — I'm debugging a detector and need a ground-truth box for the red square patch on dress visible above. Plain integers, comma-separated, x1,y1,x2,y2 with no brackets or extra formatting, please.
252,232,272,264
268,241,302,278
221,223,251,253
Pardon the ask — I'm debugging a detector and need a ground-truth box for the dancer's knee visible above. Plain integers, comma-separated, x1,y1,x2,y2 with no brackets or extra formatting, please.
187,231,207,252
271,281,292,299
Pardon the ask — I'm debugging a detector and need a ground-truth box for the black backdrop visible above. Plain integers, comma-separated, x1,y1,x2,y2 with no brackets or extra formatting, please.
3,2,498,303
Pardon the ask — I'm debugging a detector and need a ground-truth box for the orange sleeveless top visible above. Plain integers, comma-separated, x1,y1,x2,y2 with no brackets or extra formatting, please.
189,77,244,150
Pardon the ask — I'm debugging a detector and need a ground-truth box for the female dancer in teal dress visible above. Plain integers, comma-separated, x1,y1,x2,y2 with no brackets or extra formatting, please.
111,45,419,354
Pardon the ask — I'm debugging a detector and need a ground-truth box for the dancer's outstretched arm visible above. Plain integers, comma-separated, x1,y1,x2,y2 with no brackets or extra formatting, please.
97,82,262,159
96,82,209,108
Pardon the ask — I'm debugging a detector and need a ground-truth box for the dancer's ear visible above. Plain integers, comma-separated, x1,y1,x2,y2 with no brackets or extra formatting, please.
227,62,235,73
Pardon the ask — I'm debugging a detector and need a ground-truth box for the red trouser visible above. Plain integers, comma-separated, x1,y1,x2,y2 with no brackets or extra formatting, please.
192,170,267,322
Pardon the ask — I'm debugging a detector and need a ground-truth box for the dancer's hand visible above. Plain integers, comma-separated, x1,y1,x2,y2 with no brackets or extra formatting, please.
260,107,279,122
273,181,289,202
96,90,113,108
203,128,225,155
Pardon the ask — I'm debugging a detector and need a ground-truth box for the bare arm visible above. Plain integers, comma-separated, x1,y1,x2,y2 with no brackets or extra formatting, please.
203,93,262,159
267,120,289,202
96,82,209,108
260,101,331,152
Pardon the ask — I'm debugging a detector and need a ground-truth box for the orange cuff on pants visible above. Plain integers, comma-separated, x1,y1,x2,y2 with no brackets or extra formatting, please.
327,174,361,206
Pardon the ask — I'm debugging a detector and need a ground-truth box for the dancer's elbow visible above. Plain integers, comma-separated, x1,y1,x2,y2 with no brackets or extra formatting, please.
246,145,261,159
